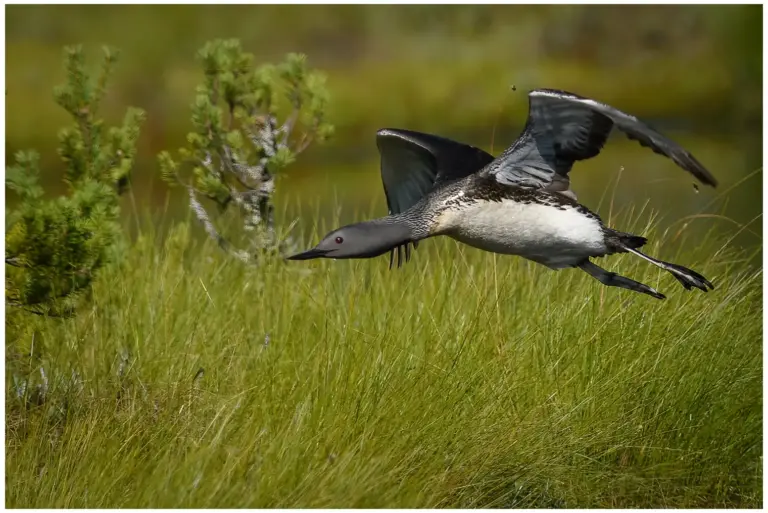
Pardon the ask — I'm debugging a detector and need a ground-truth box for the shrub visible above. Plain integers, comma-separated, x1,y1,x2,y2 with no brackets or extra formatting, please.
5,45,145,318
158,39,334,262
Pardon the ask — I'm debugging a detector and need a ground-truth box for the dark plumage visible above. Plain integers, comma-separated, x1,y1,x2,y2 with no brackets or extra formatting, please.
485,89,717,194
288,88,717,300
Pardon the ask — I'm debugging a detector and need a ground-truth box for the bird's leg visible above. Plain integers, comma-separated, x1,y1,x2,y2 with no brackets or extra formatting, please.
620,247,714,292
578,259,666,300
388,242,417,270
389,245,406,269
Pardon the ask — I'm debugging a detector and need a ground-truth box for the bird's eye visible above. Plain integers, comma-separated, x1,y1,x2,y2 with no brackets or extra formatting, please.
335,236,344,244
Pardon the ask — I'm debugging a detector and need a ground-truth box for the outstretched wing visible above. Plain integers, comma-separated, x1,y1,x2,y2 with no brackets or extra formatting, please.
377,128,494,214
484,89,718,195
376,128,495,267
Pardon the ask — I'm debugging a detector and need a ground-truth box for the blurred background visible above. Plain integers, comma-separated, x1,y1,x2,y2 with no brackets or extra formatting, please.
6,4,763,252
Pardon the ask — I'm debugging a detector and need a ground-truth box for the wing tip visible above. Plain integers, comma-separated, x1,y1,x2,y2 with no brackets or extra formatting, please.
692,160,718,188
377,127,426,140
529,88,588,101
696,166,718,188
699,173,718,188
377,128,398,137
376,128,400,144
681,151,718,188
377,128,415,152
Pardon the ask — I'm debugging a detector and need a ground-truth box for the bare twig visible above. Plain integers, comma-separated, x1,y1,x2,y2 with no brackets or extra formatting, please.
188,188,251,263
164,47,331,263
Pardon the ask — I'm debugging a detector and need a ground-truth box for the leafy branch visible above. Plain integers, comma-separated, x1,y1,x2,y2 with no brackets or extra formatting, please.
5,45,145,317
158,39,333,262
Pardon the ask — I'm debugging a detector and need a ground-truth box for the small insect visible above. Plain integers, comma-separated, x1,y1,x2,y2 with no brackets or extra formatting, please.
510,84,517,92
693,183,700,193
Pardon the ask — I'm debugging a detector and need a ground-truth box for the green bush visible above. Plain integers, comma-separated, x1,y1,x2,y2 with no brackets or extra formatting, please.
6,45,144,318
159,39,333,262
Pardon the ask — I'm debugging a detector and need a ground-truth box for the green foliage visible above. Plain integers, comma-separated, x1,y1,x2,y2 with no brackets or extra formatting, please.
5,45,145,317
158,39,333,260
5,211,761,507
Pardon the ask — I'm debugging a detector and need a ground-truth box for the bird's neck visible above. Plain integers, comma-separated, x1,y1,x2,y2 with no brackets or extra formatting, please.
378,211,431,240
365,214,413,237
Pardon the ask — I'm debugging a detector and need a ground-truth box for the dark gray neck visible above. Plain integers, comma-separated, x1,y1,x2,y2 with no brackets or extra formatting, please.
363,213,418,242
341,212,428,259
380,210,432,240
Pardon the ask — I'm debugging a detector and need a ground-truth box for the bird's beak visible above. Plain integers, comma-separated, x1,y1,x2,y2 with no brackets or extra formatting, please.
286,247,330,261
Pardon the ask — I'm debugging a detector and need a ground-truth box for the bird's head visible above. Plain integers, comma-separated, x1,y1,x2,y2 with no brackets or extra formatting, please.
287,218,412,261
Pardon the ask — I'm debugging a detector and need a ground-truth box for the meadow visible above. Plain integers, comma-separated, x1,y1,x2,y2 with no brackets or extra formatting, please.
5,203,762,508
5,4,762,507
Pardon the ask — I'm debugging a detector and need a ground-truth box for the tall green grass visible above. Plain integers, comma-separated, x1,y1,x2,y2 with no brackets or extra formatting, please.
5,207,762,507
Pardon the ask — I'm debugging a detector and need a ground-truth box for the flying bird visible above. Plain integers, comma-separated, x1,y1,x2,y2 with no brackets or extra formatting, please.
288,89,717,300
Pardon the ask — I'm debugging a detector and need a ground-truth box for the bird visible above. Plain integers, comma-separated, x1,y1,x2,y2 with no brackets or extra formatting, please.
288,88,717,300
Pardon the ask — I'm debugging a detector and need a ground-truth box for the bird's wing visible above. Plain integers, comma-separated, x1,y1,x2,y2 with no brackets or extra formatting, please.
377,128,494,215
376,128,495,267
484,89,718,195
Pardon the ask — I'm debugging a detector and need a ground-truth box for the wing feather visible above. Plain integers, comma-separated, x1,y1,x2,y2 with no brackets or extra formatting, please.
485,89,717,192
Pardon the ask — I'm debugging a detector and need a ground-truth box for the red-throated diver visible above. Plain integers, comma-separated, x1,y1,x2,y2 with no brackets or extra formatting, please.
288,89,717,300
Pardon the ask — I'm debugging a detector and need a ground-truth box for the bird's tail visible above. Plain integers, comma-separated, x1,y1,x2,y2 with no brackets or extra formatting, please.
606,229,647,252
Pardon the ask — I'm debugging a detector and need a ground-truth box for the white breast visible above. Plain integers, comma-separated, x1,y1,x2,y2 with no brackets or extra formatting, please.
434,199,608,269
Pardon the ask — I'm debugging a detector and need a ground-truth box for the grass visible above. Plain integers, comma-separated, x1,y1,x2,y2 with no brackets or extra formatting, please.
5,205,762,508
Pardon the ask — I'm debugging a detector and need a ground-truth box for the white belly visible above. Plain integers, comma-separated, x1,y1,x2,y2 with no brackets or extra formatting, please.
434,200,608,269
